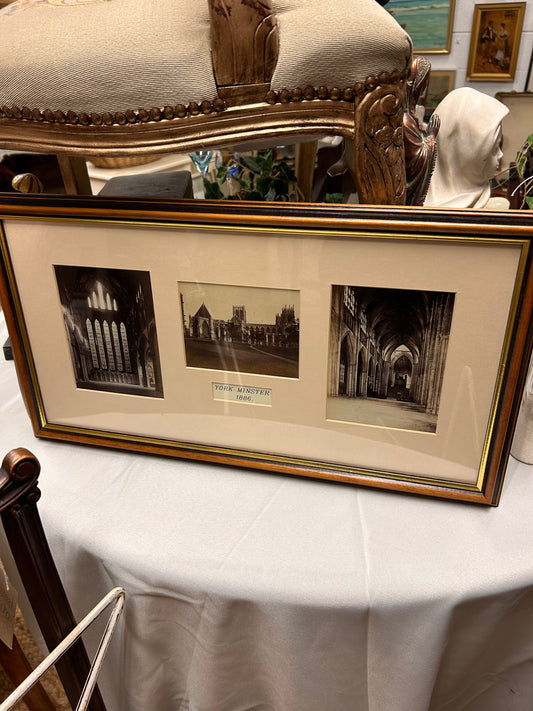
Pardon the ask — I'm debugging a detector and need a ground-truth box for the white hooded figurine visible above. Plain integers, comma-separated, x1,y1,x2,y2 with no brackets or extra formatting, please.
424,87,509,209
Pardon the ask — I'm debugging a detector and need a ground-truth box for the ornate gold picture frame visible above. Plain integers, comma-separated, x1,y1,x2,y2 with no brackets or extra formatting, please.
1,195,532,505
467,2,526,81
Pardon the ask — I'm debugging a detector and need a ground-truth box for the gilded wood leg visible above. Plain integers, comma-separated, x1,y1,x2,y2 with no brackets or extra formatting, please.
295,140,318,202
56,155,92,195
350,84,407,205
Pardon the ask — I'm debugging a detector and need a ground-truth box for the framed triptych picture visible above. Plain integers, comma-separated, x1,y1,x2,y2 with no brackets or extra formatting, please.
1,196,533,505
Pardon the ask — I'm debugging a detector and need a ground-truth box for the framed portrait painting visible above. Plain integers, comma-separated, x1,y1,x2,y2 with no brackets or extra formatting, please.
467,2,526,81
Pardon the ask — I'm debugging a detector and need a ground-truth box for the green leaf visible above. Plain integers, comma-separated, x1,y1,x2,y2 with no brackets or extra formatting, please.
244,190,263,201
203,178,225,200
262,150,274,173
256,175,274,195
264,186,277,201
325,192,343,203
526,196,533,209
240,155,262,174
277,161,297,182
271,182,284,198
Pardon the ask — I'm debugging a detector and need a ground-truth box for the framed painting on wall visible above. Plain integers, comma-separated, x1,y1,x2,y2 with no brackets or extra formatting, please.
467,2,526,81
424,70,456,121
386,0,456,53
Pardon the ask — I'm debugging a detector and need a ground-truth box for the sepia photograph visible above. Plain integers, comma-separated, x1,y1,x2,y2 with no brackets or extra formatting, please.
179,282,299,378
327,285,455,433
54,265,163,397
467,2,526,81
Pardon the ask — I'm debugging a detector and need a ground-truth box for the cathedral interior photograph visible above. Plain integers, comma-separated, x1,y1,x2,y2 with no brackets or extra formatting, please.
327,285,455,433
54,264,163,397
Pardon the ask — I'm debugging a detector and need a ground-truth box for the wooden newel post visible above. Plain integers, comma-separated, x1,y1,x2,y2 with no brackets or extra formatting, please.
0,448,108,711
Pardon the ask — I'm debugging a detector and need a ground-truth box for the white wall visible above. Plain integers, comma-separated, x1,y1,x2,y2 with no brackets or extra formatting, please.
426,0,533,95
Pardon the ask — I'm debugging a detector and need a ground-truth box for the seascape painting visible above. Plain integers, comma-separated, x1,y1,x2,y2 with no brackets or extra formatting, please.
386,0,455,52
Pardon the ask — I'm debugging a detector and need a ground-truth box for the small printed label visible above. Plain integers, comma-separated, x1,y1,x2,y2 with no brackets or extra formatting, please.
213,382,272,406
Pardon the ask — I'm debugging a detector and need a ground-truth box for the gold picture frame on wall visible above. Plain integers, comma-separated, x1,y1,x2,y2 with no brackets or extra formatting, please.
1,195,533,505
467,2,526,81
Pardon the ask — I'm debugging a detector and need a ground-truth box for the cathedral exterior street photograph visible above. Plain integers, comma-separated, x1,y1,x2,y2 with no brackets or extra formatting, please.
327,285,455,433
179,282,300,378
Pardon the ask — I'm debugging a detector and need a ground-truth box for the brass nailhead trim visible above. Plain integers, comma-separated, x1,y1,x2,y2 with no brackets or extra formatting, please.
0,71,405,126
263,70,407,107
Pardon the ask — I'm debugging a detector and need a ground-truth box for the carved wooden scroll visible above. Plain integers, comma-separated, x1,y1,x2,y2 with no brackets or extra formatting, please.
209,0,279,105
352,83,407,204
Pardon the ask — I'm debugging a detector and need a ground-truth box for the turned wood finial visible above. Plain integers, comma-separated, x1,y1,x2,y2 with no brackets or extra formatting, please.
208,0,279,105
1,448,40,486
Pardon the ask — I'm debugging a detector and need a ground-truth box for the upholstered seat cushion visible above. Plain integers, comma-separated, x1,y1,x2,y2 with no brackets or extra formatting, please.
0,0,411,116
271,0,412,90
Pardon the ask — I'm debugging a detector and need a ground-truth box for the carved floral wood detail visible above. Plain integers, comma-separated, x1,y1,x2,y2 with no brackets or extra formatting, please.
354,84,406,204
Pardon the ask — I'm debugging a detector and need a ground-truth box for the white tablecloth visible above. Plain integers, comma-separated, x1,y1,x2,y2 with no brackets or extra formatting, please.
1,312,533,711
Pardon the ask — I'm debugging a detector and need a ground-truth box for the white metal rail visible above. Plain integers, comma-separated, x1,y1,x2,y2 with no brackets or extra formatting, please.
0,586,126,711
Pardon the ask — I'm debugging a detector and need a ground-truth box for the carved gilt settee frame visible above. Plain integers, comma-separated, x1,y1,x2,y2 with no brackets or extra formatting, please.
0,0,411,204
